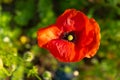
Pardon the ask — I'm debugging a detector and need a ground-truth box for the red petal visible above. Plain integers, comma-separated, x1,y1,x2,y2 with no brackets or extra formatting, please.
85,18,100,58
44,39,87,62
37,25,61,47
56,9,89,32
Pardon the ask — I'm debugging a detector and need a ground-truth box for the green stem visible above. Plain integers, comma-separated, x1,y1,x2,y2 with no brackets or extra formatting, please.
1,68,11,76
35,74,42,80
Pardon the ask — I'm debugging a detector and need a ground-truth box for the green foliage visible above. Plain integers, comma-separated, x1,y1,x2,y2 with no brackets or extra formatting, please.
11,66,24,80
37,0,55,26
14,0,35,26
0,0,120,80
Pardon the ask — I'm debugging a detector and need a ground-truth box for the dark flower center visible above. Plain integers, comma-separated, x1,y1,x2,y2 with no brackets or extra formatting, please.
62,31,76,42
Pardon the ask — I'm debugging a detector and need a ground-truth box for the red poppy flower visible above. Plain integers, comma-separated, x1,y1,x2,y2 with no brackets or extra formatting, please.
37,9,100,62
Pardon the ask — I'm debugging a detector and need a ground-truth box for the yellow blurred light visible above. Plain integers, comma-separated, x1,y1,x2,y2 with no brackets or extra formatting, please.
20,36,29,44
0,58,3,69
3,36,10,42
73,70,79,76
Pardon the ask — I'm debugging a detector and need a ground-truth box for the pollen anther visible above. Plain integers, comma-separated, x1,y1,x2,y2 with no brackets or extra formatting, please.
68,35,74,41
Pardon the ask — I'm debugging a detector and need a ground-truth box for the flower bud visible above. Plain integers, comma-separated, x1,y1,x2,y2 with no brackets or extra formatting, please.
42,71,52,80
23,51,34,62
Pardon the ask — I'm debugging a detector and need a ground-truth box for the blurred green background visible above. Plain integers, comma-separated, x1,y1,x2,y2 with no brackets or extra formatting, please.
0,0,120,80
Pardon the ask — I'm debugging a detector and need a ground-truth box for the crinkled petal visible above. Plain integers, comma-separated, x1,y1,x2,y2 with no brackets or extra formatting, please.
85,18,100,58
56,9,89,32
44,39,87,62
37,25,61,47
45,39,75,62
